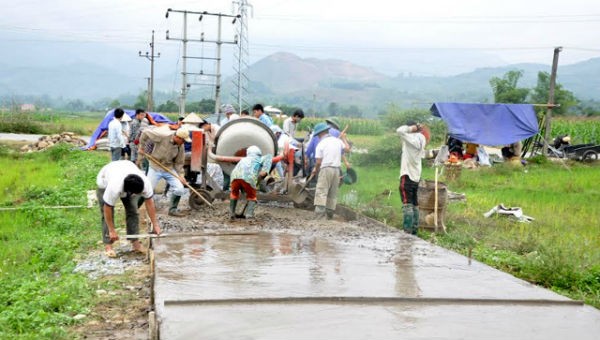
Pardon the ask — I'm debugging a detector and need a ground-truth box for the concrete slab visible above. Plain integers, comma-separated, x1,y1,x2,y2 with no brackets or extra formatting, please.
153,232,600,339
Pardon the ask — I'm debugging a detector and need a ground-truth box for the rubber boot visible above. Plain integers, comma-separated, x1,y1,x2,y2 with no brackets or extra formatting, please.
229,199,238,220
326,208,335,220
402,204,414,234
244,200,257,219
314,205,327,220
168,195,186,217
412,206,420,235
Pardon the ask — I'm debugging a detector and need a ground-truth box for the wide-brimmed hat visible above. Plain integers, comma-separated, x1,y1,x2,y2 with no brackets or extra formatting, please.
175,127,192,143
182,112,205,124
121,113,132,122
313,122,330,136
325,118,340,130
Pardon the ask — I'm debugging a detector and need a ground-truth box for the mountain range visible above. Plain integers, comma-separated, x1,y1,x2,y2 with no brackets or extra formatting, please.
2,45,599,115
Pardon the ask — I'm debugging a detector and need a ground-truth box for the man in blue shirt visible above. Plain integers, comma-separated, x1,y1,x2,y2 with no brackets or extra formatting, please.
253,103,273,127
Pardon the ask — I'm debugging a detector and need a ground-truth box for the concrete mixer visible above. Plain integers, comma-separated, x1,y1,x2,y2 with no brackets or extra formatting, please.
184,118,299,209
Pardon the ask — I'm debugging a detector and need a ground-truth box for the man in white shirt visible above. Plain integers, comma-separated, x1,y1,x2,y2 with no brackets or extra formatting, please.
108,108,127,161
396,122,430,235
282,109,304,138
311,122,350,220
96,160,161,257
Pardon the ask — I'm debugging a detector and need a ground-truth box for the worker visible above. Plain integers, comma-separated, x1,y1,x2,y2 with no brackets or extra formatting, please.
282,108,305,138
96,160,161,258
220,103,239,125
305,118,341,174
397,121,430,235
229,145,273,220
270,125,301,178
139,126,191,217
311,122,350,220
108,108,127,161
252,103,274,127
129,109,146,164
198,119,220,147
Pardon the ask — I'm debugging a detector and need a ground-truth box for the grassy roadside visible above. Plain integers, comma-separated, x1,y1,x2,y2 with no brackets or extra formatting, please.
339,158,600,308
0,144,145,339
0,111,104,136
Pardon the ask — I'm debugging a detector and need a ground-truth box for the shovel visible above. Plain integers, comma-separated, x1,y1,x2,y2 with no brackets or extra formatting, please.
289,174,314,204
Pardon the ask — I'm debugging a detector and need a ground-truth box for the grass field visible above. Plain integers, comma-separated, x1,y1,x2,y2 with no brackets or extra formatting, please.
339,137,600,308
0,144,111,339
0,114,599,338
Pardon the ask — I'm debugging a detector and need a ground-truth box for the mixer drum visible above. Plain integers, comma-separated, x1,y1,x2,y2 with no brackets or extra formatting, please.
212,117,278,175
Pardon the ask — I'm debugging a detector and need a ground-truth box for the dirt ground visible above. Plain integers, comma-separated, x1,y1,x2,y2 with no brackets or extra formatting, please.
74,195,406,339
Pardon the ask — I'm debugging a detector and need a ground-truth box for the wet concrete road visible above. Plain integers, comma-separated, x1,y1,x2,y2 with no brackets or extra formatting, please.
153,232,600,339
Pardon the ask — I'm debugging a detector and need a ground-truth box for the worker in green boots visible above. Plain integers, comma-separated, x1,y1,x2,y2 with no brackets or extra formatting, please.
139,126,191,217
397,122,430,235
229,145,273,220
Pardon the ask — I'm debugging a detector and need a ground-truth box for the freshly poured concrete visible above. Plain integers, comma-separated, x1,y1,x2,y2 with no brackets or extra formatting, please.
153,232,600,339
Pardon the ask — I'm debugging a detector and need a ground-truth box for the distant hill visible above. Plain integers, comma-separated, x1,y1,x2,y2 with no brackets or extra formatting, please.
246,52,386,93
1,44,599,113
232,54,600,114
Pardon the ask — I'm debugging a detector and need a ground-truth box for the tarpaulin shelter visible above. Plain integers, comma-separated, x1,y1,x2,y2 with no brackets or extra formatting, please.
83,109,176,150
430,102,539,146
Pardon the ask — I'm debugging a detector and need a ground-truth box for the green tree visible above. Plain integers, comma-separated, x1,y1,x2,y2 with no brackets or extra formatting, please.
530,71,579,115
109,99,121,109
489,70,529,103
156,100,179,113
134,91,148,110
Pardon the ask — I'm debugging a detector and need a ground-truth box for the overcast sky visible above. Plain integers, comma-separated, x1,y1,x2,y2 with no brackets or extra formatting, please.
3,0,600,74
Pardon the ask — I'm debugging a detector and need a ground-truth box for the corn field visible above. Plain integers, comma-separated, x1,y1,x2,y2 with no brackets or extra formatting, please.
551,118,600,144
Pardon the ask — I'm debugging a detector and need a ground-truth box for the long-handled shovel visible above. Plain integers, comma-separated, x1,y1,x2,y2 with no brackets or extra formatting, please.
142,152,214,209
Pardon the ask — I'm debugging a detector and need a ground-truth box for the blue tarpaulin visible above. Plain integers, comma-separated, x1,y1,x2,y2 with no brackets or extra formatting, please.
430,102,539,146
83,109,174,150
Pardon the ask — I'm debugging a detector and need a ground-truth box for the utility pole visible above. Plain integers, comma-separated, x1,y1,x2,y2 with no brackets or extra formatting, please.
166,8,239,119
145,77,151,108
232,0,252,113
139,30,160,112
543,47,562,156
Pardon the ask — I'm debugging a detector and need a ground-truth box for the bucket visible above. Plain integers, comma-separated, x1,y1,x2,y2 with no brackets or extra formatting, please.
417,180,448,232
212,118,278,175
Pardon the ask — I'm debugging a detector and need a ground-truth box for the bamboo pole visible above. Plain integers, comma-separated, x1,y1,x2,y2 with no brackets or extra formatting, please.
434,167,439,233
142,152,214,208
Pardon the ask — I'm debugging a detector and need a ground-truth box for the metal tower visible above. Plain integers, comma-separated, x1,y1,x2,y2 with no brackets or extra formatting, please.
232,0,252,112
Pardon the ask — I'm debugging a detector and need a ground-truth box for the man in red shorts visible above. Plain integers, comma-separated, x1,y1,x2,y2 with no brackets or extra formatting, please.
229,145,273,219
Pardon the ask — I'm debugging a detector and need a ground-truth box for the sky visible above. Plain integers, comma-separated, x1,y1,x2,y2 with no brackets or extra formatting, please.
2,0,600,77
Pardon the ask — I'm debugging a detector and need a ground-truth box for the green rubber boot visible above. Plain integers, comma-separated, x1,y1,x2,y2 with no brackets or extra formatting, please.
412,206,420,235
402,204,414,234
229,199,238,220
244,200,257,219
168,195,185,217
314,205,327,220
326,208,335,220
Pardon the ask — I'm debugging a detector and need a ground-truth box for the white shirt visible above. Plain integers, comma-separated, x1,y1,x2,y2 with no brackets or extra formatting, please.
108,118,125,148
315,135,344,168
282,117,296,137
396,125,426,182
96,160,154,206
